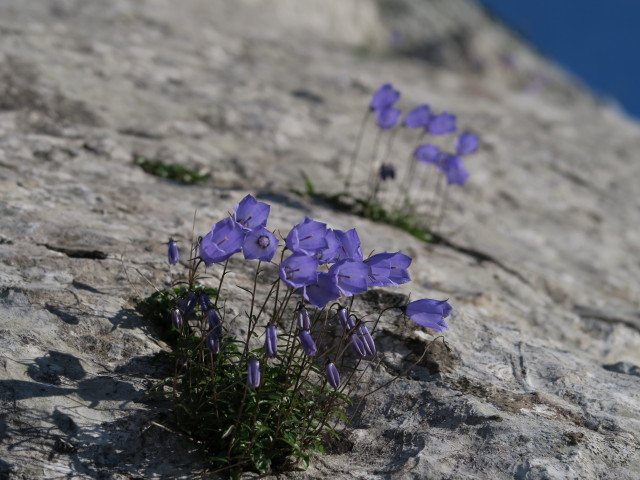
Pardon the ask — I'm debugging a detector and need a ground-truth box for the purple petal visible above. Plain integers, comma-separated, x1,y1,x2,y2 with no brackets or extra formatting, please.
334,229,364,262
298,330,317,357
206,330,220,354
349,333,367,357
279,253,319,288
296,307,311,330
329,260,370,297
303,272,341,308
376,107,402,129
337,307,355,331
315,229,341,264
403,104,431,128
247,358,260,388
242,227,279,261
414,144,440,165
285,217,329,256
456,132,480,156
233,194,270,231
370,83,400,111
442,155,469,186
167,239,179,265
365,252,412,287
325,362,341,389
428,112,457,135
358,324,377,356
405,298,452,331
265,325,278,358
200,217,245,265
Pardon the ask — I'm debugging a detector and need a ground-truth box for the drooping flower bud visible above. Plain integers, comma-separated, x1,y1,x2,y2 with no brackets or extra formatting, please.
358,324,377,356
206,330,220,354
207,308,221,331
200,292,211,311
247,358,260,389
168,239,179,266
171,308,183,330
338,308,355,331
265,325,278,358
182,292,197,320
298,330,317,357
325,361,340,389
349,333,367,357
297,307,311,331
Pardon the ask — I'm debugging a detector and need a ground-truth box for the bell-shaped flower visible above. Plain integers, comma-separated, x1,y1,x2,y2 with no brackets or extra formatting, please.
414,144,440,165
171,308,183,330
233,194,270,232
279,253,319,288
315,229,340,264
376,107,402,129
403,104,431,128
247,358,260,388
365,252,412,288
358,323,377,356
303,272,341,308
328,260,370,297
242,227,279,262
206,330,220,354
438,154,469,186
167,239,179,266
207,308,221,332
199,217,245,265
349,333,367,357
265,325,278,358
285,217,328,256
405,298,452,331
370,83,400,111
296,306,311,331
337,307,355,331
456,132,480,156
325,361,341,389
428,112,457,135
334,229,364,262
298,330,318,357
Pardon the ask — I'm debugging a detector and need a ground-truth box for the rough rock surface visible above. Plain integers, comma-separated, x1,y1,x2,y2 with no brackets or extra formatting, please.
0,0,639,479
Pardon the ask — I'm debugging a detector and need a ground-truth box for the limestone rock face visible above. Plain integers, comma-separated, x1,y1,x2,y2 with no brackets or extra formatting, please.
0,1,638,479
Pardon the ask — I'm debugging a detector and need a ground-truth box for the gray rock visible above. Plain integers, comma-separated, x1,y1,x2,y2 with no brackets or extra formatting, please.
0,0,638,479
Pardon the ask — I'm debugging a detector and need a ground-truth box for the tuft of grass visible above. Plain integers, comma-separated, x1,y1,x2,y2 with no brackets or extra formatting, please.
134,156,208,184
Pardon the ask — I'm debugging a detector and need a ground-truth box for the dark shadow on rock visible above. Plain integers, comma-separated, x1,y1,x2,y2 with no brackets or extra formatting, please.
27,350,86,385
603,361,640,377
108,307,145,331
76,377,142,408
45,303,81,325
0,380,74,402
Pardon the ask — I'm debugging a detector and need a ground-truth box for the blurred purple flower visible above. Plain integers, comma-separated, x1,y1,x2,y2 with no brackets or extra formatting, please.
199,217,245,265
279,253,319,288
265,325,278,358
438,154,469,186
242,227,279,262
428,112,457,135
206,330,220,354
403,104,431,128
376,107,402,129
456,132,480,156
303,272,341,308
370,83,400,111
325,361,341,389
285,217,328,256
365,251,412,288
167,239,179,266
247,358,260,388
233,194,270,231
405,298,452,331
329,260,370,297
298,330,317,357
414,144,440,165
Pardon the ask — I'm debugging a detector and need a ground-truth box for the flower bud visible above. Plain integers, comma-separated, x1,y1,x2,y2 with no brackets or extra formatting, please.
200,292,211,311
325,361,340,389
358,323,376,356
168,239,179,266
171,308,183,330
207,308,221,331
265,325,278,358
298,330,317,357
297,307,311,330
206,330,220,354
247,358,260,389
349,333,367,357
338,307,354,330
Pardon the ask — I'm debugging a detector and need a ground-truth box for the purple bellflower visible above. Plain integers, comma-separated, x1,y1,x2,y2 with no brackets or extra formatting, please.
298,329,318,357
206,330,220,354
315,229,340,264
358,324,377,356
334,229,364,262
168,239,179,266
456,132,480,156
405,298,452,332
414,144,440,165
199,217,245,265
428,112,457,135
233,194,270,232
438,153,469,186
242,227,279,262
376,107,402,129
403,104,431,128
171,308,183,330
379,164,396,181
247,358,260,388
285,217,328,256
349,333,367,357
200,292,211,311
303,272,341,308
329,260,370,297
297,306,311,331
370,83,400,111
265,325,278,358
207,308,221,332
178,292,197,320
279,253,319,288
365,252,412,288
325,361,341,389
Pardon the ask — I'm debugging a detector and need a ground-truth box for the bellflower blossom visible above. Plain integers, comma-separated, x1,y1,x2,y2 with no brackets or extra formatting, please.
376,107,402,129
325,361,341,389
247,358,260,388
233,194,270,231
414,144,440,165
403,104,431,129
280,253,319,288
315,229,340,264
365,252,412,288
349,333,367,357
168,239,179,266
303,272,341,308
334,229,364,262
370,83,400,111
428,112,457,135
242,227,279,262
200,217,245,265
435,131,479,186
456,132,480,156
329,260,370,297
405,298,452,332
285,217,328,256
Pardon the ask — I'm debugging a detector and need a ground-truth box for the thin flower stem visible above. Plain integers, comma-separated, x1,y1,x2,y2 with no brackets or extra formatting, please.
344,109,371,191
214,259,230,308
